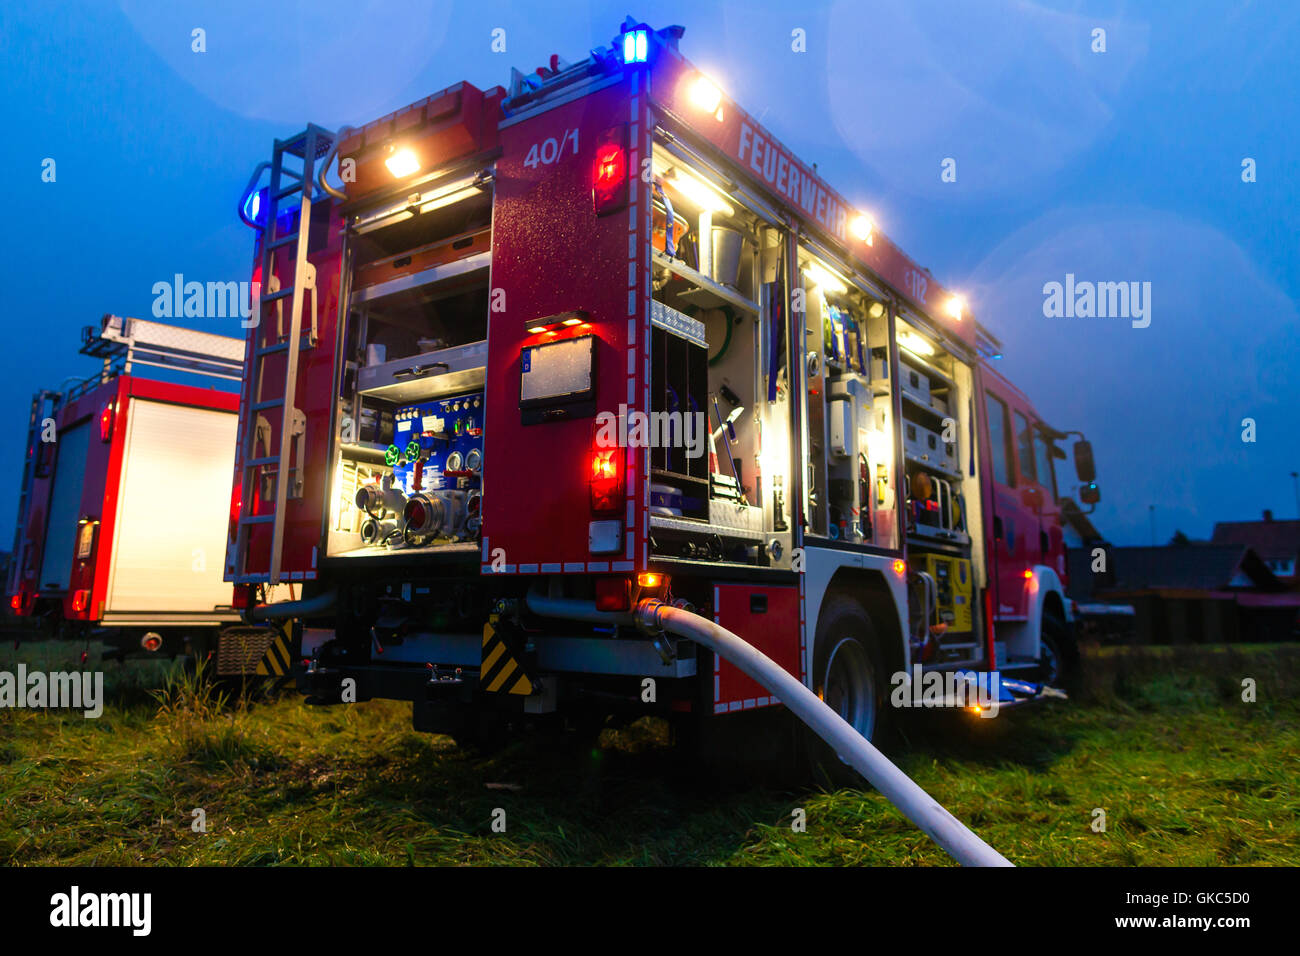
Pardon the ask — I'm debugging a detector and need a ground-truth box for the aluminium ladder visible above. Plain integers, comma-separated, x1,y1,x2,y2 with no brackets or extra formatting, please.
233,124,334,585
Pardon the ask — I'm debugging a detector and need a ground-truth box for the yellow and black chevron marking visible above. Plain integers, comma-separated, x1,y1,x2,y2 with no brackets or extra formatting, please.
480,615,533,695
256,630,293,678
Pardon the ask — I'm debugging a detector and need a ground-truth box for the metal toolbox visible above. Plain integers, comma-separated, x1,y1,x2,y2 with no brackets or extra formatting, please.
904,419,957,471
904,419,941,461
900,359,931,405
356,339,487,403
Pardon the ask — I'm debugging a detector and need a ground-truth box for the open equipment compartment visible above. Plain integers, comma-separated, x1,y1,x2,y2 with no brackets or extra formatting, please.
798,243,901,552
645,144,787,567
326,176,492,559
895,310,988,667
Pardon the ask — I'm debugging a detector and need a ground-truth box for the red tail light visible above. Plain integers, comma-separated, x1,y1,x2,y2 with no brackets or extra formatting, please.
99,403,115,442
590,446,625,514
228,481,242,542
595,577,630,612
9,593,22,611
592,125,629,215
231,584,254,610
71,589,90,613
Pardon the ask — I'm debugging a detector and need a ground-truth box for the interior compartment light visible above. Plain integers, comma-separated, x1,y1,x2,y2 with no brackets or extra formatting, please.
385,147,421,179
803,261,847,296
898,329,935,358
416,177,483,215
867,428,892,465
663,167,734,216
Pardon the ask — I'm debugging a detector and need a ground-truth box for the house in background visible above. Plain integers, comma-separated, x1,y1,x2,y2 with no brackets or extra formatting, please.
1210,511,1300,587
1086,543,1300,644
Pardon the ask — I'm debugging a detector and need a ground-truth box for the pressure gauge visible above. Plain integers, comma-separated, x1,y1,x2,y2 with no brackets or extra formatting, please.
465,448,482,472
446,451,464,472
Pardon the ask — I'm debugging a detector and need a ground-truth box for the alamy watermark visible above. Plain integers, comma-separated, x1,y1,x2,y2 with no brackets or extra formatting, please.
151,274,253,321
1042,274,1151,328
0,665,103,718
890,665,1001,717
594,404,707,459
49,886,150,936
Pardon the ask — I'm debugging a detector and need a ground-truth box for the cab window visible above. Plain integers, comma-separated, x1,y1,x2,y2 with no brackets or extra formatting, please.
1033,428,1058,500
985,393,1014,487
1014,411,1036,483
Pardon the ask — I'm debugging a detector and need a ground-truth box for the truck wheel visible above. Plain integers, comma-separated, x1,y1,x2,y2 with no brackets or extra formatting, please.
1039,613,1080,693
806,595,887,788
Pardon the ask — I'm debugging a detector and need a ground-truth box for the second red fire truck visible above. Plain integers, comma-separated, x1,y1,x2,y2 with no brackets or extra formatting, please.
227,19,1101,755
8,315,285,673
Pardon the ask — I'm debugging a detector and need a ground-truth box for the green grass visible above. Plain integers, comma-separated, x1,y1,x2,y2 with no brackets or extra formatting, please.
0,639,1296,865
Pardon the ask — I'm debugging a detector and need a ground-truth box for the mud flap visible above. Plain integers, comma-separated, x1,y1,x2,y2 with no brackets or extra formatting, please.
214,625,283,677
255,626,294,681
480,613,534,695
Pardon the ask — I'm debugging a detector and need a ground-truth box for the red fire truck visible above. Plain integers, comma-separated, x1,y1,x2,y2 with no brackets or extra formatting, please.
227,19,1101,751
8,316,283,672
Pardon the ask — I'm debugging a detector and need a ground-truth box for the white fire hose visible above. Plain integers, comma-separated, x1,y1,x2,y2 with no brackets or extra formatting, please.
634,599,1012,867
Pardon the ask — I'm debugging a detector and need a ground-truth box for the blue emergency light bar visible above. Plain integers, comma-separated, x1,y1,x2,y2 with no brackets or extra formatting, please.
622,28,648,63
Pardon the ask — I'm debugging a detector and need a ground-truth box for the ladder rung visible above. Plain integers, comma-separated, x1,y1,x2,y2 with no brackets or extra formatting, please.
274,182,304,200
268,232,300,250
256,334,316,357
245,456,278,467
240,514,275,525
252,398,284,411
261,286,295,302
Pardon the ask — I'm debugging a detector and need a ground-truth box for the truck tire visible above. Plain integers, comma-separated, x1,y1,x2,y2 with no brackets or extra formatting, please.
1039,612,1080,694
806,595,888,788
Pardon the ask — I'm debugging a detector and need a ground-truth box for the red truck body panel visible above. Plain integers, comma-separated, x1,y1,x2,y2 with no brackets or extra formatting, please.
12,375,238,622
481,75,651,574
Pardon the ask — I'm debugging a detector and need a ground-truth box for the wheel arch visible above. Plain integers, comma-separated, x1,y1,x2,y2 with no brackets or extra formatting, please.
818,567,907,682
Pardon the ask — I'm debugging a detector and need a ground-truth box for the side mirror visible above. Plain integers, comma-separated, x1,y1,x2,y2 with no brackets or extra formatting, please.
1073,439,1096,483
1079,481,1100,505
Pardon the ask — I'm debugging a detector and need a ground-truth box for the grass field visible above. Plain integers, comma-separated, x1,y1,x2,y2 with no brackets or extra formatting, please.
1,639,1297,866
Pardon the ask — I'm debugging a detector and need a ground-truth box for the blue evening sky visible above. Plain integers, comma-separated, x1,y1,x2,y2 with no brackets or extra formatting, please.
0,0,1296,545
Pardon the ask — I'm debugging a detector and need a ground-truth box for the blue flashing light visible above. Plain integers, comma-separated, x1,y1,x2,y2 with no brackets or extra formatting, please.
623,29,648,63
242,187,266,224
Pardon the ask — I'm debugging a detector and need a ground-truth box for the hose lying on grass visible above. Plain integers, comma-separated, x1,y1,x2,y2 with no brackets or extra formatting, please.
634,599,1013,868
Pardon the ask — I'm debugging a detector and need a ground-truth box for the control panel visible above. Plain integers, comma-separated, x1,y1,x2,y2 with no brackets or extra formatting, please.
350,388,485,547
389,390,485,497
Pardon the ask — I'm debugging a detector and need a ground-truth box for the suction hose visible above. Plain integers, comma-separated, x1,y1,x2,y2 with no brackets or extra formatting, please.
246,589,336,621
634,599,1012,867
